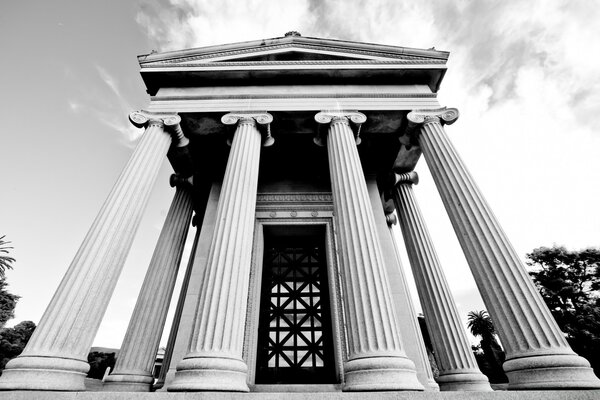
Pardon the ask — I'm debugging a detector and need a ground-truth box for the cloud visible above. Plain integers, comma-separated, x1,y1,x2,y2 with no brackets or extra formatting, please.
67,100,82,113
64,64,143,147
132,0,600,250
134,0,600,125
136,0,313,50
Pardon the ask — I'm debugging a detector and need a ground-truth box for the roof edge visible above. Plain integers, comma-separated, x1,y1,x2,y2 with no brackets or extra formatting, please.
137,35,449,65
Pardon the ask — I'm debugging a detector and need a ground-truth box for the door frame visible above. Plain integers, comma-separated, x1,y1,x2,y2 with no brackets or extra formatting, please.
244,192,346,388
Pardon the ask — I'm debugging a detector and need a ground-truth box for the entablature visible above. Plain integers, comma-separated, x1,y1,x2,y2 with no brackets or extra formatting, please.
147,84,441,114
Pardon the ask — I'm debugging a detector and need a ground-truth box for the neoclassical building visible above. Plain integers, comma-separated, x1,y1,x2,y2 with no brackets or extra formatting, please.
1,33,598,394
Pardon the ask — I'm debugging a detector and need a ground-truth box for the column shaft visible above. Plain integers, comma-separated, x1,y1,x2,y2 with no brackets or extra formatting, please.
161,182,221,389
154,228,200,390
366,179,438,391
414,109,600,389
0,120,172,391
103,184,194,391
169,117,263,392
324,115,422,391
392,172,491,391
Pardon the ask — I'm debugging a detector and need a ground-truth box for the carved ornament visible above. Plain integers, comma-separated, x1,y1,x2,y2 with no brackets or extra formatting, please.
395,171,419,186
222,112,274,147
406,107,459,127
221,112,273,126
314,111,367,146
170,174,193,188
256,192,333,204
129,110,189,147
385,213,397,227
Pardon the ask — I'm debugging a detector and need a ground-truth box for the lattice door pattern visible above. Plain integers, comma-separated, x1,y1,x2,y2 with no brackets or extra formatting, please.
256,234,336,384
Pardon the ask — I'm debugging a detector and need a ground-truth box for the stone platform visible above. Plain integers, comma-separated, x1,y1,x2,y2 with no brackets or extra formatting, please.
2,392,600,400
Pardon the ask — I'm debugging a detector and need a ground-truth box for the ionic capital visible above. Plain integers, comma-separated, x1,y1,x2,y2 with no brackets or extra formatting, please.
314,111,366,146
315,110,367,126
406,107,459,129
170,174,193,189
385,212,397,227
394,171,419,186
221,112,273,127
129,110,188,147
222,112,274,147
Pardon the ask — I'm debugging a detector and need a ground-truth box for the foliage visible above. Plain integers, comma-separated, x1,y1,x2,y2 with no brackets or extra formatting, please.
527,246,600,376
417,314,439,379
0,279,19,328
467,310,496,342
0,235,19,328
467,310,507,383
87,351,116,380
0,236,15,277
0,235,32,377
0,320,36,375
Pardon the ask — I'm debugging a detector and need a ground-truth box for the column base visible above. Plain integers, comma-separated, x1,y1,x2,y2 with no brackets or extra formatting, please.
424,379,440,391
343,356,424,391
505,353,600,389
437,370,492,391
102,373,154,392
168,355,249,392
0,355,89,391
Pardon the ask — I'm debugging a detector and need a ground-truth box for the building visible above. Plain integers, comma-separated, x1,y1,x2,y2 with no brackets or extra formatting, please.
0,33,598,396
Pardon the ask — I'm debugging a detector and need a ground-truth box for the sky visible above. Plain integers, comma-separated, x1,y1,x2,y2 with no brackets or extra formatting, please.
1,0,599,350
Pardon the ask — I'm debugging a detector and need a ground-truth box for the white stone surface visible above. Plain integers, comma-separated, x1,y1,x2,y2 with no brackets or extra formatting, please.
153,229,199,391
4,390,600,400
365,178,438,391
411,107,600,389
392,171,491,391
103,183,194,392
169,114,268,392
0,116,175,391
160,182,221,389
318,111,423,391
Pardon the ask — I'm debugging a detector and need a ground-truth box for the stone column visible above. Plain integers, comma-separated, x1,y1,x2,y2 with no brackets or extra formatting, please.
382,210,439,391
154,227,200,390
103,174,194,392
0,111,187,391
368,180,438,391
315,111,423,391
169,112,271,392
409,107,600,389
392,171,491,391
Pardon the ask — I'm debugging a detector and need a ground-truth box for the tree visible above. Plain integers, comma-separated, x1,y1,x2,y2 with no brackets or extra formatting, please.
87,351,116,380
0,236,15,277
0,279,20,328
0,320,36,375
527,246,600,376
467,310,507,383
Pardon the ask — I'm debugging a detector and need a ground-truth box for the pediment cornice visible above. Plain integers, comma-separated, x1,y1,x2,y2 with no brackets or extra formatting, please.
138,35,449,95
139,36,449,67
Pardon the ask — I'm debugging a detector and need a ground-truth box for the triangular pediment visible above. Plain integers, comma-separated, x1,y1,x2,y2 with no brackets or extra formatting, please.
139,35,448,67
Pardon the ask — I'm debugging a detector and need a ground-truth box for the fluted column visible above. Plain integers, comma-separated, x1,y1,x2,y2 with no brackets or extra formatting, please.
315,111,423,391
381,209,439,391
103,174,194,392
392,171,491,391
410,107,600,389
169,112,271,392
0,111,187,391
154,226,201,390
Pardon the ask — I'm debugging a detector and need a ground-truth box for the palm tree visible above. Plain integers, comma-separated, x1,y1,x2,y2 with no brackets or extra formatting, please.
467,310,507,383
0,235,16,277
467,310,496,343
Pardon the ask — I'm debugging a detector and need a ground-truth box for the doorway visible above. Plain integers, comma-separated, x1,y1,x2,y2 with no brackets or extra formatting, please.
255,226,336,384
